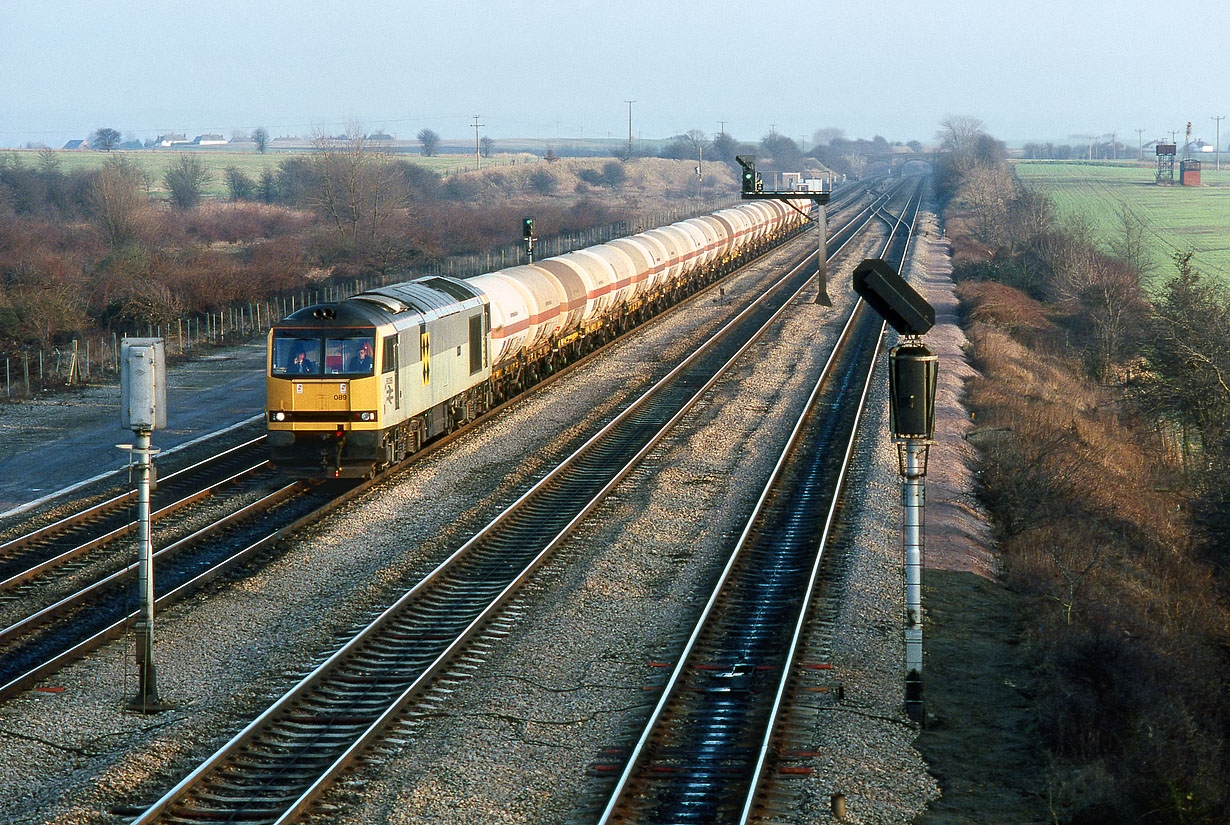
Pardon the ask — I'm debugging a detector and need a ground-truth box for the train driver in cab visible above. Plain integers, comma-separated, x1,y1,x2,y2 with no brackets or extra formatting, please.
289,341,317,374
348,340,375,373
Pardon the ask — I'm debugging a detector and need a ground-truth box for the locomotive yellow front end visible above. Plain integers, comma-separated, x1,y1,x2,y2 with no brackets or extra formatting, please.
266,303,388,477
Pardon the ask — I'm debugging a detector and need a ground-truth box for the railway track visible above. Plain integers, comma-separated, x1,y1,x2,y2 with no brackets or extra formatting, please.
0,436,271,596
124,182,907,825
0,186,876,708
592,181,924,824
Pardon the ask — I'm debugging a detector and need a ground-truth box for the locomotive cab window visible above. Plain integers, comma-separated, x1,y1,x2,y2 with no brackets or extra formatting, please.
324,337,376,376
272,334,323,377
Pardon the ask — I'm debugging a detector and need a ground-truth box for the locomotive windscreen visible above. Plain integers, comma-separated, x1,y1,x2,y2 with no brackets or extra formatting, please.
272,331,376,377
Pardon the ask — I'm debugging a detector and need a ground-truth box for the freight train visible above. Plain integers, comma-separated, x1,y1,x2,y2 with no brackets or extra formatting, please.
266,198,813,477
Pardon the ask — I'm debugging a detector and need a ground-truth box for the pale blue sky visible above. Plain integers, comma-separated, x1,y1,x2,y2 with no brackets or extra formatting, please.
2,0,1227,148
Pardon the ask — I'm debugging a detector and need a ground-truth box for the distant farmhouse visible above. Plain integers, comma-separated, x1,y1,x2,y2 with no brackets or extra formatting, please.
192,133,227,146
62,139,89,150
153,133,190,148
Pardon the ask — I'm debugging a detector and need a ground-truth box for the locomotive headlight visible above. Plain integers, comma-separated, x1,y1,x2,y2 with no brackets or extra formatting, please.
272,411,286,422
361,412,375,421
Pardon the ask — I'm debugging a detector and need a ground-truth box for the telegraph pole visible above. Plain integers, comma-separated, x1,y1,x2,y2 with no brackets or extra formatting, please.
718,120,726,137
472,115,485,171
1136,128,1145,163
1213,116,1225,170
624,100,635,157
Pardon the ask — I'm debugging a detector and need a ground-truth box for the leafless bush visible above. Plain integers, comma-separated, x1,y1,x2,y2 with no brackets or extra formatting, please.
182,203,313,244
164,154,211,210
87,157,154,248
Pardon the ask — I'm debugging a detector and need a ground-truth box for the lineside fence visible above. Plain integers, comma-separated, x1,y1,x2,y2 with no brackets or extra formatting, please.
2,196,738,399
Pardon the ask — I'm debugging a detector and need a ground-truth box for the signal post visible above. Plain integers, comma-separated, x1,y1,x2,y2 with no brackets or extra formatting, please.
119,338,168,712
522,216,536,263
736,154,832,305
853,259,937,725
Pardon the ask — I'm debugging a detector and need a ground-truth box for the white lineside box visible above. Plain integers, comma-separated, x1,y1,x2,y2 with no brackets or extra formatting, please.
120,338,167,430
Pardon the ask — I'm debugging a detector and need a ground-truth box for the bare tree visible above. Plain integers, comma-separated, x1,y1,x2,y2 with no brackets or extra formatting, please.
252,127,269,154
417,128,440,157
224,166,255,201
92,127,121,152
683,129,710,156
87,157,150,247
164,154,211,209
1111,204,1156,282
1080,261,1147,380
11,282,87,347
937,115,986,154
310,126,410,267
961,164,1015,248
479,136,494,158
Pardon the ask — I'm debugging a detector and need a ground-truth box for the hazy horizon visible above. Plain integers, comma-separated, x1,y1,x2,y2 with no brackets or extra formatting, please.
3,0,1226,150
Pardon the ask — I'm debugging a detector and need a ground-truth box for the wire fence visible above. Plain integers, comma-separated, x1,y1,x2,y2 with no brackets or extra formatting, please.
2,195,739,399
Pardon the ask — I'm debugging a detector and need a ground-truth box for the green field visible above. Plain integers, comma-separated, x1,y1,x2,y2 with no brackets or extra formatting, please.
0,148,508,200
1014,160,1230,286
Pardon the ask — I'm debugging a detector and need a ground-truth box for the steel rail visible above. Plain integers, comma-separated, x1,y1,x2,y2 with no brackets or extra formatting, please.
0,436,270,592
0,459,271,593
0,188,874,711
128,187,900,825
595,180,925,824
0,435,267,556
0,482,302,647
0,481,306,700
738,182,925,822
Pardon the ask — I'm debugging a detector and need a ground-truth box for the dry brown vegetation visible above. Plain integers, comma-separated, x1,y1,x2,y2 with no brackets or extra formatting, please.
942,134,1228,824
0,147,720,357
